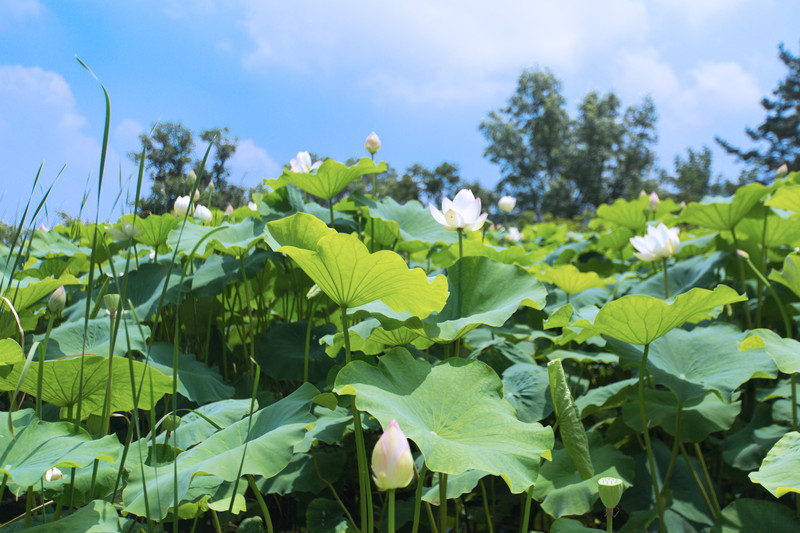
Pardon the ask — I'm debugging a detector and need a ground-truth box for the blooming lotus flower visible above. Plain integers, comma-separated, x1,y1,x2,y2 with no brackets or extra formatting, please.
371,419,414,491
365,132,381,155
498,195,516,213
107,222,144,241
290,151,322,173
505,227,523,242
174,195,192,216
48,286,66,313
194,205,213,222
630,223,680,262
248,201,258,211
649,191,659,212
45,467,63,482
429,189,488,232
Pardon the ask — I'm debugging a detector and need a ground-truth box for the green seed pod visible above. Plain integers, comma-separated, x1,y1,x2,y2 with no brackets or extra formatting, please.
48,285,66,313
162,414,182,432
598,476,624,508
104,294,121,315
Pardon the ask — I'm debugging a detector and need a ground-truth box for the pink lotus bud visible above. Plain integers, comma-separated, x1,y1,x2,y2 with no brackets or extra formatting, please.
649,191,659,212
777,163,789,178
639,190,647,197
225,204,234,214
371,419,414,491
365,132,381,155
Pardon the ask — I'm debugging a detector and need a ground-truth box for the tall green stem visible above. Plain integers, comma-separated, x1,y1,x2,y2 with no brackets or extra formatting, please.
246,474,273,533
457,229,464,319
411,463,428,533
439,472,448,533
330,201,335,228
638,343,665,532
388,489,396,533
693,442,721,517
480,479,494,533
36,314,55,418
661,257,669,299
520,485,534,533
731,229,753,329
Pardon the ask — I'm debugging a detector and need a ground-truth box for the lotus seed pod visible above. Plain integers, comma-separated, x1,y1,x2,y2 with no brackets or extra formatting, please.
598,477,624,508
104,294,121,315
162,414,182,432
48,285,66,313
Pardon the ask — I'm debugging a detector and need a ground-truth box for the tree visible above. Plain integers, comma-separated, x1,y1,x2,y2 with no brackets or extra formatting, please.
481,69,659,218
480,69,570,218
716,42,800,177
131,122,245,214
660,146,719,203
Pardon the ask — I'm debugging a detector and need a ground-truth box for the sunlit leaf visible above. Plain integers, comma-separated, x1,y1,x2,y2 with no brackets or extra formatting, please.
679,182,767,231
266,158,386,200
749,431,800,497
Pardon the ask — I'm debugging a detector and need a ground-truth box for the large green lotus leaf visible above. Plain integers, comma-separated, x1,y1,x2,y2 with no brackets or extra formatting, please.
710,498,798,533
3,274,81,313
596,197,647,232
306,498,352,533
125,213,179,248
106,262,190,322
737,204,800,247
146,343,234,405
355,257,547,343
723,403,784,471
679,182,767,231
596,227,635,251
269,213,448,316
363,196,459,247
173,476,248,518
153,399,252,449
611,324,777,404
765,183,800,212
123,382,318,519
323,319,433,358
0,338,23,365
266,158,386,200
537,264,612,295
543,349,617,365
574,378,637,419
749,431,800,497
769,252,800,299
622,389,740,442
256,319,338,383
0,410,120,493
38,316,150,359
572,286,745,345
24,499,120,533
28,228,91,258
191,249,278,297
259,447,346,495
627,251,727,298
502,363,553,423
533,432,635,518
0,354,173,416
422,469,487,504
167,218,266,258
551,518,604,532
334,348,554,493
431,239,533,268
743,328,800,374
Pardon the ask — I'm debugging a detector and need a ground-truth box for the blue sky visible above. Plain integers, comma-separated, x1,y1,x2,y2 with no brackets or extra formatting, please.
0,0,798,224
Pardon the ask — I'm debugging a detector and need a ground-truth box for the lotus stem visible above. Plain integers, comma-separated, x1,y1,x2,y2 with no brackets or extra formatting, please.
388,489,396,533
679,442,716,520
411,463,427,533
303,301,315,383
480,479,494,533
439,472,448,533
693,442,721,517
662,257,669,299
637,343,665,533
246,474,274,533
36,313,55,418
520,485,534,533
730,229,753,329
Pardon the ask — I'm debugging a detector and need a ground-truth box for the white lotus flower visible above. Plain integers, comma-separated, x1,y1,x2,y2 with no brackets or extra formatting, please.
498,195,516,213
45,467,63,482
107,222,144,241
429,189,488,232
248,201,258,211
505,227,523,242
371,419,413,491
194,205,213,222
365,132,381,155
290,151,322,173
630,223,680,262
174,195,192,216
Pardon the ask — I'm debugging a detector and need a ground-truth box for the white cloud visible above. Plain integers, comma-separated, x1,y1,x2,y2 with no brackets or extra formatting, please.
228,138,280,188
653,0,749,26
236,0,650,105
0,0,41,28
0,65,108,220
690,61,762,110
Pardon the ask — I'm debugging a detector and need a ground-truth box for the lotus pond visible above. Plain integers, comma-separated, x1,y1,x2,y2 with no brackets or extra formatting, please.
3,129,800,532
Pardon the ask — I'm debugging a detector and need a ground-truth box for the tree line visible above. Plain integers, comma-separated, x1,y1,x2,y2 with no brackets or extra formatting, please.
131,42,800,220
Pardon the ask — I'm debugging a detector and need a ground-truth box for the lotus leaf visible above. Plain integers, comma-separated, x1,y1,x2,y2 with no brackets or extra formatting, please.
334,348,554,493
679,182,767,231
266,157,386,200
749,431,800,497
